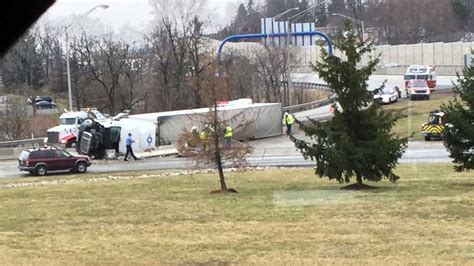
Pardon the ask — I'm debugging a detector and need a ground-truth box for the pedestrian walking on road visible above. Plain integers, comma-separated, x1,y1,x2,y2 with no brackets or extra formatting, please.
283,111,295,136
124,133,138,161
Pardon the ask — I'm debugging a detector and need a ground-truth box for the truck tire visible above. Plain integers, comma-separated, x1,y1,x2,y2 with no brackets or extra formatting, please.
75,161,88,173
426,95,430,100
82,118,94,125
424,136,431,141
409,95,415,101
35,165,47,176
66,139,76,148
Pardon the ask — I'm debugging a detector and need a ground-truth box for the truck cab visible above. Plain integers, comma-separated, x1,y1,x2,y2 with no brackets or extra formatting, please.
77,117,155,159
421,110,446,141
47,109,105,148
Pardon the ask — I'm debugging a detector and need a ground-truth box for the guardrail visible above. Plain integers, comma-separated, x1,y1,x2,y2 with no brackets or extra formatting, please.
291,81,332,91
283,83,336,113
0,138,45,148
283,94,336,113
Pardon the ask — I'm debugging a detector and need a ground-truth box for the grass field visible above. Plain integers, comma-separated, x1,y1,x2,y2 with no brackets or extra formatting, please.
0,165,473,264
382,90,454,141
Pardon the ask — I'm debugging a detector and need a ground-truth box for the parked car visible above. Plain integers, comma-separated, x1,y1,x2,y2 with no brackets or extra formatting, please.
27,95,53,104
373,85,399,104
18,146,91,176
35,101,57,109
34,96,53,103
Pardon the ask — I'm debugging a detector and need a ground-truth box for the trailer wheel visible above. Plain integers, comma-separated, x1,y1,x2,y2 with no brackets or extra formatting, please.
424,136,431,141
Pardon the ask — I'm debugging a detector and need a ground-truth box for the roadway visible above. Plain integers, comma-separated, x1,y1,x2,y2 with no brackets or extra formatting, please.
0,136,451,179
291,74,457,91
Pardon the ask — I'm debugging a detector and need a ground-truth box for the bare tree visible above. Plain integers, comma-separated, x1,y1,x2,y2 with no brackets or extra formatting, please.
74,33,131,115
147,13,209,111
0,95,30,140
188,16,209,108
149,0,207,26
36,24,67,93
69,37,92,110
222,51,258,101
147,25,174,111
148,18,191,110
366,0,459,44
346,0,366,43
254,45,299,105
177,61,254,193
119,47,149,112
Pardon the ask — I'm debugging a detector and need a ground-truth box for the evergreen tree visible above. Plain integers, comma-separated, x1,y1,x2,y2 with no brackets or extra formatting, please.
232,4,249,33
265,0,287,17
246,0,254,12
315,2,328,27
328,0,346,14
441,54,474,171
291,24,407,188
245,0,261,32
265,0,300,17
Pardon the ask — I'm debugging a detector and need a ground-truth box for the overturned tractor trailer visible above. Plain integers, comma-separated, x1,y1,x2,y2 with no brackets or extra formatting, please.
47,109,106,147
77,118,155,159
129,101,283,144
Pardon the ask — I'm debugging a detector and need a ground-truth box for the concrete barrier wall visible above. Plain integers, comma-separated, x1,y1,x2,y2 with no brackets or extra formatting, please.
0,147,23,160
215,39,474,75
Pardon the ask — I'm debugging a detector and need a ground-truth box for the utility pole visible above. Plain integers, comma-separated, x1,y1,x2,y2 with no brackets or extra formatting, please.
64,4,109,111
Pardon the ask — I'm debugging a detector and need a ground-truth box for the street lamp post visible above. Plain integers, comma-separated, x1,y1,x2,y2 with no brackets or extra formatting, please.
284,3,325,105
332,13,364,43
285,1,328,46
272,7,300,48
272,7,300,21
271,7,301,106
65,4,109,111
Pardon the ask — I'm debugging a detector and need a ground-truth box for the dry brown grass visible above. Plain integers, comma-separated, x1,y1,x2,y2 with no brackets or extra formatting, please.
0,164,473,265
27,115,58,138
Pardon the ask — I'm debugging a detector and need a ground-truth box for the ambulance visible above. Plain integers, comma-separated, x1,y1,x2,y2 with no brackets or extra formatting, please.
404,65,437,90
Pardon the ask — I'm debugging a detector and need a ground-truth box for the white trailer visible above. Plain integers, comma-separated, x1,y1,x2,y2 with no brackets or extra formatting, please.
109,118,156,153
129,101,283,144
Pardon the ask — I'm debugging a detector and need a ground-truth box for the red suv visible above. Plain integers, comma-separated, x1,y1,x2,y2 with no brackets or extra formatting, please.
18,146,91,176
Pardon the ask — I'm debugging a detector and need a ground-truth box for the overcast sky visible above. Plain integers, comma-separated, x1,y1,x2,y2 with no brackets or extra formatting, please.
40,0,250,32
